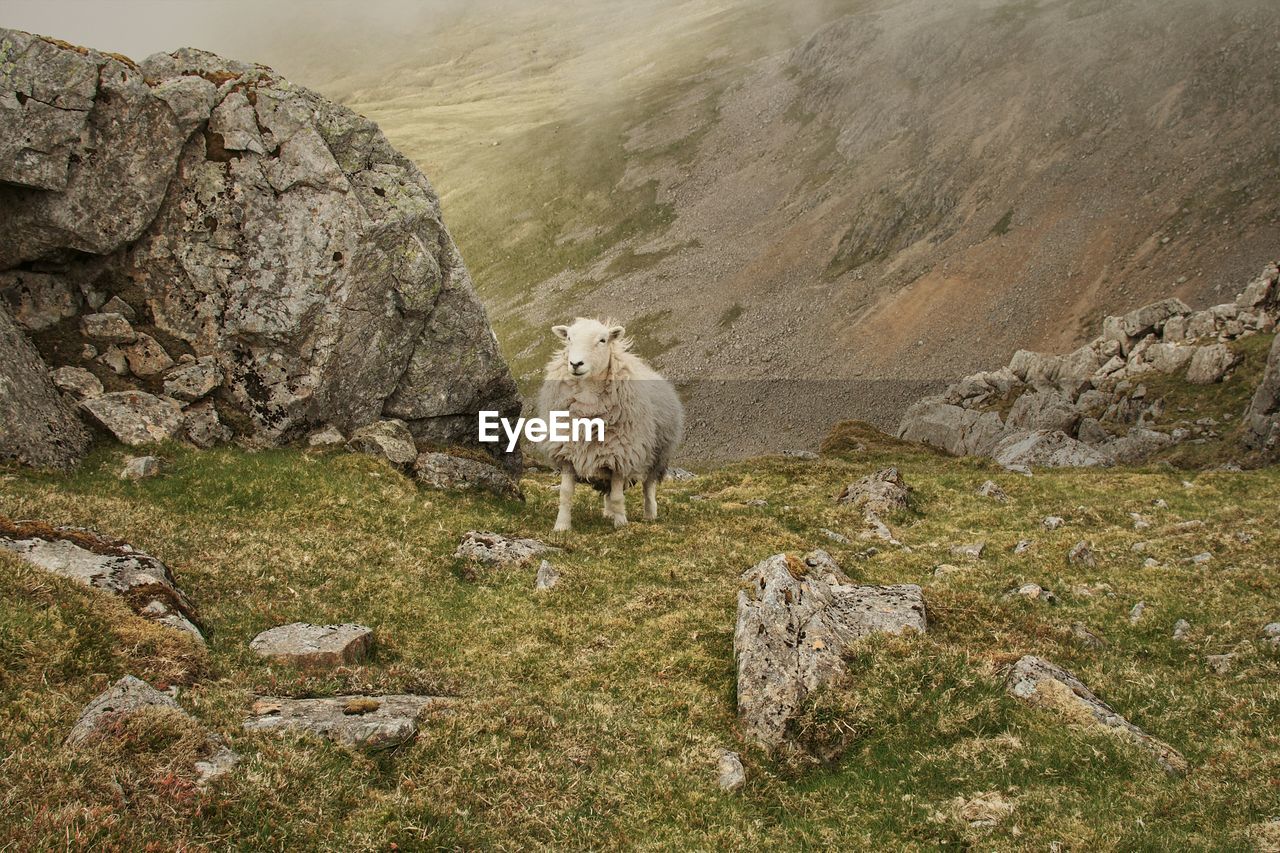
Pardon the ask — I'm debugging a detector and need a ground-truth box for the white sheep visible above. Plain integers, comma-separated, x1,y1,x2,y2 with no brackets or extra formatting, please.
537,317,684,532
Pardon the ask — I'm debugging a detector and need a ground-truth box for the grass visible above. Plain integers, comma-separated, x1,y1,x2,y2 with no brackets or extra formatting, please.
2,429,1279,849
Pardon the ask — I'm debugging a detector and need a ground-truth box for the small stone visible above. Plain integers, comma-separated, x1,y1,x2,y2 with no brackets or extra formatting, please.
1013,539,1033,554
717,750,746,792
414,452,523,500
81,312,136,344
950,541,986,561
1067,541,1096,567
455,530,555,566
1071,622,1106,649
1152,499,1168,508
243,693,444,750
665,467,697,481
1007,582,1056,604
837,467,910,516
98,345,129,375
977,480,1008,501
101,295,137,322
122,333,175,377
50,366,103,400
535,560,559,591
1187,552,1213,565
81,343,98,360
119,455,161,481
1143,557,1159,568
307,425,346,447
1042,516,1065,530
819,528,850,545
744,499,768,507
1130,512,1150,531
1172,619,1191,641
249,623,374,668
1206,653,1234,675
781,449,818,460
1263,623,1280,639
933,563,966,579
347,419,418,468
1129,601,1147,624
163,357,223,401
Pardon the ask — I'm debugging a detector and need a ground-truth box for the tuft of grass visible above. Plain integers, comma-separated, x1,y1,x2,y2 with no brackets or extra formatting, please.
2,434,1279,848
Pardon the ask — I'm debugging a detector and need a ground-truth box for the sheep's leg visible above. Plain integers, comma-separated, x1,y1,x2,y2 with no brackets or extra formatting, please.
602,492,611,519
643,476,659,521
609,471,628,528
554,466,576,532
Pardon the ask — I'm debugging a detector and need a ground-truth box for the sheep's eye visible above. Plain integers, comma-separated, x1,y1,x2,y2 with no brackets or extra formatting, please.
598,338,606,343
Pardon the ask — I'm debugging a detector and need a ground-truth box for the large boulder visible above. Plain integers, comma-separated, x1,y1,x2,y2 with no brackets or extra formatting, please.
249,623,374,668
1185,344,1240,385
79,391,184,446
0,30,521,470
1245,334,1280,457
896,398,1007,457
735,551,926,750
0,304,92,469
1006,388,1080,434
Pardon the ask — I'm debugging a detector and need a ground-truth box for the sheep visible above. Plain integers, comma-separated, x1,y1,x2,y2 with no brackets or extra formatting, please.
537,317,684,532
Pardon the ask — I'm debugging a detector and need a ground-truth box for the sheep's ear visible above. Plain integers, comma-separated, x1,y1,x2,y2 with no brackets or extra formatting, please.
607,325,625,341
551,325,570,341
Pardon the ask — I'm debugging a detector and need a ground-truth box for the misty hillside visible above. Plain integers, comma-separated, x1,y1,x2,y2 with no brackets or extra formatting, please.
298,0,1279,453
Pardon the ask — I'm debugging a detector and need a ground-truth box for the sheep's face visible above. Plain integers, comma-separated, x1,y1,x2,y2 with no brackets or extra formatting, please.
551,318,624,379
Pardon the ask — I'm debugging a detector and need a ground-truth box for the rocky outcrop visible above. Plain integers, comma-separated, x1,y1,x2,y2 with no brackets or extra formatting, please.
455,530,555,566
1244,334,1280,458
414,452,524,500
243,694,445,750
734,551,926,750
1006,656,1186,776
0,30,521,471
0,518,203,640
0,304,91,469
897,260,1279,467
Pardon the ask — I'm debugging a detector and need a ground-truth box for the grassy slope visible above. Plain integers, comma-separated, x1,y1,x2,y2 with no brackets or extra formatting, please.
2,431,1279,849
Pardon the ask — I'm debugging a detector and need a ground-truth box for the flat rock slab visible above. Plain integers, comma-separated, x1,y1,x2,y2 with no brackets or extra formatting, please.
455,530,556,566
414,452,523,500
67,676,238,784
347,419,418,468
0,519,203,641
80,391,183,446
1005,655,1186,776
243,694,446,750
249,622,373,667
735,551,926,751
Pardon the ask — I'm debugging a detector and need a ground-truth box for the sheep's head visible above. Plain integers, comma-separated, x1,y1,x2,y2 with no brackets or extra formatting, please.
551,317,625,379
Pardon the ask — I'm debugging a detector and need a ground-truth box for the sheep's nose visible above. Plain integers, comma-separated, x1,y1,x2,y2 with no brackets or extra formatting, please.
570,360,584,370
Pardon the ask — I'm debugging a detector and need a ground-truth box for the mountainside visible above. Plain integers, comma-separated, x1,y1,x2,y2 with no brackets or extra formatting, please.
300,0,1280,457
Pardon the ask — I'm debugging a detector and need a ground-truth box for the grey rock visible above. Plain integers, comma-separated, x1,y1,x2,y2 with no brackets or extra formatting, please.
0,304,92,469
101,296,137,322
119,455,162,481
1067,541,1095,567
735,552,926,750
1076,417,1109,445
1013,539,1034,554
1145,342,1195,374
1071,622,1106,649
66,675,181,746
1042,516,1064,530
414,452,523,500
455,530,555,566
819,528,850,545
307,425,347,447
80,312,137,344
121,332,175,377
950,541,986,561
50,366,102,400
1129,601,1147,624
1118,298,1192,340
897,399,1007,457
0,270,80,330
1206,653,1234,675
977,480,1007,502
1007,582,1056,604
98,345,129,375
535,559,560,591
1172,619,1191,641
347,419,418,468
717,750,746,792
80,391,184,446
163,357,223,402
992,430,1112,469
1007,389,1080,434
1099,428,1174,464
1075,389,1110,418
0,521,203,640
1187,551,1213,565
182,400,232,449
1,31,521,469
249,623,374,667
1244,334,1280,457
1185,344,1240,385
836,467,910,516
932,563,966,579
1005,655,1186,775
243,694,445,751
665,466,697,481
